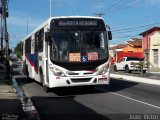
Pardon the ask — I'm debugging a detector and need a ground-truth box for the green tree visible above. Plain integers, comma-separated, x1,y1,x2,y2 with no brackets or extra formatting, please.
14,41,23,59
134,61,148,77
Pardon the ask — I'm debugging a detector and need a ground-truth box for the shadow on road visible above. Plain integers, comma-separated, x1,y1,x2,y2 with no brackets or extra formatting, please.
98,78,139,92
31,96,110,120
51,86,107,96
0,99,26,119
15,77,34,85
15,76,139,97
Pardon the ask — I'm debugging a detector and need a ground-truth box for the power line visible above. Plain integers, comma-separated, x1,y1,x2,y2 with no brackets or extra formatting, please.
118,14,160,29
113,33,140,39
101,0,124,13
112,21,160,32
105,0,137,13
94,0,131,17
100,0,136,15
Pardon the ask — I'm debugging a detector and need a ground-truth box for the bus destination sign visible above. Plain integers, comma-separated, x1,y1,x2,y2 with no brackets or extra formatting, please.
51,18,105,29
58,20,98,27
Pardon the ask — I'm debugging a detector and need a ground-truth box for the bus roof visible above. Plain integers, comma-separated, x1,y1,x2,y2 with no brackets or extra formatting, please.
21,16,105,42
50,16,104,20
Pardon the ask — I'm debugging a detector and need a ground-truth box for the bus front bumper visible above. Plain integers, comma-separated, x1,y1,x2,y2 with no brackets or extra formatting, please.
48,72,110,88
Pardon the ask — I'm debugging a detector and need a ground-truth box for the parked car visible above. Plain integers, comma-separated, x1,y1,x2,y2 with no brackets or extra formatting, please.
113,57,148,73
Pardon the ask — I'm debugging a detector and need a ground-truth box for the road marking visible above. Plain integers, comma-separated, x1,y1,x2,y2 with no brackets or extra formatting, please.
96,87,160,110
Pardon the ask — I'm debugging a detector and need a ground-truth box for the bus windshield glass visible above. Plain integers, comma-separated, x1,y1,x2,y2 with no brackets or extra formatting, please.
50,30,108,63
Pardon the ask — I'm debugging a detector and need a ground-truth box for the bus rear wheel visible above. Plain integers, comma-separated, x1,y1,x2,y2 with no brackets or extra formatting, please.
25,66,29,77
40,70,50,92
43,84,50,93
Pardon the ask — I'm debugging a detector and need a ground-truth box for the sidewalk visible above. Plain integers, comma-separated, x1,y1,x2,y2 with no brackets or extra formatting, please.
110,73,160,86
0,67,26,120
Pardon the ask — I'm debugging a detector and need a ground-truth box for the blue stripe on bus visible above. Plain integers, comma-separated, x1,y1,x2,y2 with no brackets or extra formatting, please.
25,53,38,73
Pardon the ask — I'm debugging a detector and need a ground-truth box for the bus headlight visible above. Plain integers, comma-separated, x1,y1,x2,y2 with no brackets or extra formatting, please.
50,66,66,77
97,64,109,75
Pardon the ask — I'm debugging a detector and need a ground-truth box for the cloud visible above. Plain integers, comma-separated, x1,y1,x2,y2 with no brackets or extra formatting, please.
146,0,160,5
92,3,105,10
8,16,43,28
8,10,45,28
128,0,141,7
133,0,160,6
128,0,160,6
8,10,46,48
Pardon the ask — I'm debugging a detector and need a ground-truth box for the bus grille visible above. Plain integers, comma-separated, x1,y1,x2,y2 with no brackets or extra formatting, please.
71,78,91,83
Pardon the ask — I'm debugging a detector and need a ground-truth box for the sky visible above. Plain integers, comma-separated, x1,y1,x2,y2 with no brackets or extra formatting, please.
6,0,160,49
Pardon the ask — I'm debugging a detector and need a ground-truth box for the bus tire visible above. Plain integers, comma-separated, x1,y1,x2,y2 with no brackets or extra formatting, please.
40,69,50,92
43,84,50,93
25,66,29,78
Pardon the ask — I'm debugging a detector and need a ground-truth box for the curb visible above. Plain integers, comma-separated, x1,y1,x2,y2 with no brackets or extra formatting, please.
110,74,160,86
12,77,40,120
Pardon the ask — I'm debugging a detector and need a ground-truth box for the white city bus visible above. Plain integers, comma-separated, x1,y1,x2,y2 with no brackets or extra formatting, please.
22,16,112,91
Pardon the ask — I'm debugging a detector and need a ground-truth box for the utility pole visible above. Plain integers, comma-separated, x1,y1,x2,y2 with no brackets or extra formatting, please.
0,11,3,64
50,0,52,17
1,0,10,78
25,19,31,35
95,13,105,17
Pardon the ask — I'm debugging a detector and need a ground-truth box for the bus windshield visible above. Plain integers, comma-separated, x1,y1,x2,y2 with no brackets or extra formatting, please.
50,30,108,63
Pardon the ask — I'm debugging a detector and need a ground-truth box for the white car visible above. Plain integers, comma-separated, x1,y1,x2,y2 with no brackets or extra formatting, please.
113,57,148,73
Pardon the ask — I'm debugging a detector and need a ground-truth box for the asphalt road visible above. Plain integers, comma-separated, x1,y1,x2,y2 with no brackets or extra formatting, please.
13,61,160,120
110,68,160,80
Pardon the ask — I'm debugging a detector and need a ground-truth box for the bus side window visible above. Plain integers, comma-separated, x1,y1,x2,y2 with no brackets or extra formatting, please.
25,37,31,54
38,29,44,52
35,33,39,52
35,29,44,53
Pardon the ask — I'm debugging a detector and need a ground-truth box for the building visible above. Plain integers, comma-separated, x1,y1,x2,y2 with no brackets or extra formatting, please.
109,44,127,61
123,38,143,52
139,27,160,68
110,38,144,62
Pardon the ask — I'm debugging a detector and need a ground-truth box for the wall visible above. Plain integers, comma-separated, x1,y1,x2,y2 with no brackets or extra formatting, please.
150,32,160,68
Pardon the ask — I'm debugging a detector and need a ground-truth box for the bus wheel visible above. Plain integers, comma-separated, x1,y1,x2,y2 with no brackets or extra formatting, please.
25,66,29,77
40,71,50,92
43,84,50,93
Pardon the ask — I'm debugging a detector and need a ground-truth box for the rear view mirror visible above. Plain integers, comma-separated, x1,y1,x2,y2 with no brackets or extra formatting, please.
108,31,112,40
106,25,112,40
